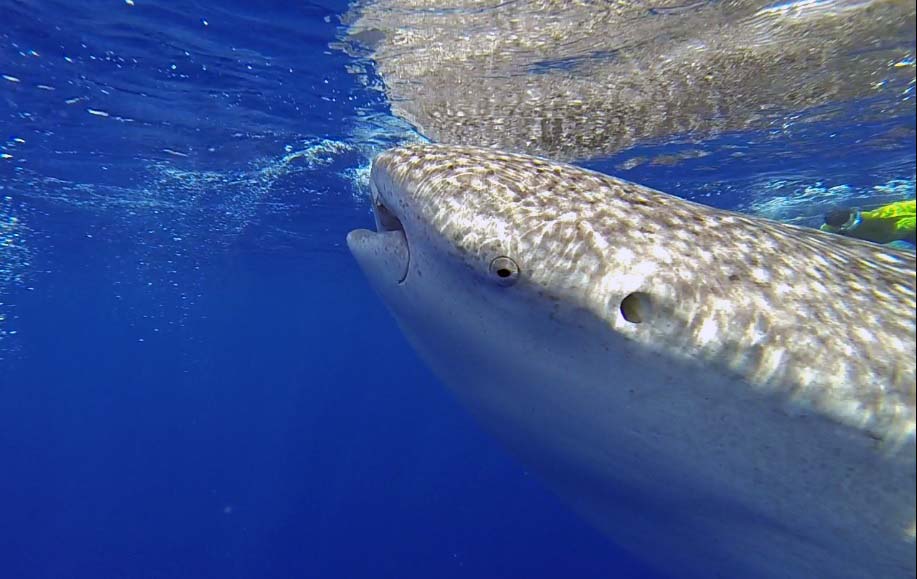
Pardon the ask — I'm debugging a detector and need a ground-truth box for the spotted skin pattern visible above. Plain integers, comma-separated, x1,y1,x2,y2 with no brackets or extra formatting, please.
372,143,916,446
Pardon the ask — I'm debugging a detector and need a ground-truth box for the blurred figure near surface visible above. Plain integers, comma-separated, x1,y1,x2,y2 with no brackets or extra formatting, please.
821,199,916,249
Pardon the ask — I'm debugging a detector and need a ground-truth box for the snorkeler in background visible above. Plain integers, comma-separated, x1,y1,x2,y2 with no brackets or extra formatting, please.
820,199,916,249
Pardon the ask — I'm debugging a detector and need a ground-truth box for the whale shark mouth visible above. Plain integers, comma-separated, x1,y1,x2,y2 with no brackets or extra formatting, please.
345,186,411,285
372,195,405,237
372,193,410,284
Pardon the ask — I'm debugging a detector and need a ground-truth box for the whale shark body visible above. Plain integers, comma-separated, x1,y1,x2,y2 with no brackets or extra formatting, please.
347,144,916,579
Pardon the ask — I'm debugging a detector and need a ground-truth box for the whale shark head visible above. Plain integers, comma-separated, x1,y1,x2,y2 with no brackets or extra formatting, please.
346,143,645,416
347,143,915,579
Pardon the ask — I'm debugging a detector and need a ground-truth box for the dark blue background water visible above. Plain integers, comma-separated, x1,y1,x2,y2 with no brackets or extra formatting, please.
1,1,913,578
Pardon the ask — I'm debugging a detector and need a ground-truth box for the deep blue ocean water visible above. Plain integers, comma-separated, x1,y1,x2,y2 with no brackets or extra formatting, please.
1,1,914,578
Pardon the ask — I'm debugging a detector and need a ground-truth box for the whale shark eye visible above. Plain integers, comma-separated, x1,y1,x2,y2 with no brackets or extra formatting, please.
489,256,520,286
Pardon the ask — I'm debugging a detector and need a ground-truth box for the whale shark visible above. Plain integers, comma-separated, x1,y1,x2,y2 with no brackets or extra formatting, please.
347,143,916,579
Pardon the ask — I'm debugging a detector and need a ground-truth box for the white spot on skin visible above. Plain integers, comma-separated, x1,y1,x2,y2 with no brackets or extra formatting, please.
651,245,671,261
855,327,875,343
885,335,906,354
578,220,609,252
696,317,719,346
711,297,735,315
796,366,817,386
751,268,770,283
614,247,635,265
755,347,786,383
632,261,658,278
